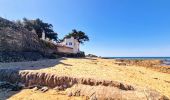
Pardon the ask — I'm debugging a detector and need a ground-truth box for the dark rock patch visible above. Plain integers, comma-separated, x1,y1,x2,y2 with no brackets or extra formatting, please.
0,82,23,91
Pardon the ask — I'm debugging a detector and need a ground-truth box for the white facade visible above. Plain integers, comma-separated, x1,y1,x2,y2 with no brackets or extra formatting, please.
40,31,80,54
61,37,80,54
41,31,46,40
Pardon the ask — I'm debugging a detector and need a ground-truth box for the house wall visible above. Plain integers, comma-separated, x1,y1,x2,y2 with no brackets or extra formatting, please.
57,46,74,53
73,39,80,53
61,37,80,54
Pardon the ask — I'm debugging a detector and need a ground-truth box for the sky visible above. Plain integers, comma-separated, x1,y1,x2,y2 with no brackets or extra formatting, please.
0,0,170,57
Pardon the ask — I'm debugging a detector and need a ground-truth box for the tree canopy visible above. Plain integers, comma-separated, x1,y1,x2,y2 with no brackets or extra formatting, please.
64,29,89,44
16,18,58,41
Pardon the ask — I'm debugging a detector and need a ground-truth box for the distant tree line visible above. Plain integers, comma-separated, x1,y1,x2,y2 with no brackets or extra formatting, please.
15,18,89,44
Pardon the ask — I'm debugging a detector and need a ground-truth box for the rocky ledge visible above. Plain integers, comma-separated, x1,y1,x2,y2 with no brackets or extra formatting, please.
0,17,57,62
0,69,168,100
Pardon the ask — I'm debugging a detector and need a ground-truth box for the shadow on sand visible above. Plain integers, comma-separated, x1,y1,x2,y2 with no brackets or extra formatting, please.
0,58,73,70
0,57,73,99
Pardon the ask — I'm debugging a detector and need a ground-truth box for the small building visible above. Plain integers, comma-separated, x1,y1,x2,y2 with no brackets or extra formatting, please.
59,37,80,54
56,44,74,54
40,31,80,54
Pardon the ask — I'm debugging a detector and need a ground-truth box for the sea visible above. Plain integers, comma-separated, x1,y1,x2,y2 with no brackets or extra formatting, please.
104,57,170,66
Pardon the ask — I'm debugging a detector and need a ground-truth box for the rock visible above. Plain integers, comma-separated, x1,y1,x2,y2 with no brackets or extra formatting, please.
0,82,23,91
0,69,19,83
86,54,98,57
11,84,23,91
66,84,169,100
28,85,38,89
0,70,134,90
90,95,97,100
0,82,13,89
0,70,168,99
0,17,57,62
32,87,39,91
40,86,49,92
74,89,81,96
53,86,60,91
67,92,72,97
63,84,68,88
59,86,64,90
159,95,169,100
53,86,64,91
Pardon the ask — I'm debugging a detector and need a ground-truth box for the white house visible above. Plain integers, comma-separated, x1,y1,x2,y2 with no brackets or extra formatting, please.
40,31,80,54
60,37,80,54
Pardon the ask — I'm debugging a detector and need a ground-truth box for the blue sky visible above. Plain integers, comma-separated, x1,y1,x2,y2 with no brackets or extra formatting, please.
0,0,170,57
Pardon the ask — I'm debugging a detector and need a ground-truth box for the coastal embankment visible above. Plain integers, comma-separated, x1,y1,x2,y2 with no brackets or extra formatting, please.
0,58,169,99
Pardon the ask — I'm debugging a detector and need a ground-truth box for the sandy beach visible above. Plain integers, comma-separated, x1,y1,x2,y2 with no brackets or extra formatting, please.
0,58,169,99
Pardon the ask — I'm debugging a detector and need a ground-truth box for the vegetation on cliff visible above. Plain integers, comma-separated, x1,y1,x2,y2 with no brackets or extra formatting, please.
0,17,90,62
0,17,57,62
15,18,58,41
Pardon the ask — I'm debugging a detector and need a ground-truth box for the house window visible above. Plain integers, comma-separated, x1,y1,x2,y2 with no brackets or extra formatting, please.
69,42,72,45
66,43,68,45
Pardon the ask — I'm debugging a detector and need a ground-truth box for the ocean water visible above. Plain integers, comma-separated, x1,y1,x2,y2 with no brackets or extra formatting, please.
105,57,170,65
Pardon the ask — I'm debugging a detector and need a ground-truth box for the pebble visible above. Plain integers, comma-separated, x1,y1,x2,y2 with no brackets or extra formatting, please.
32,87,39,91
53,86,64,91
40,86,49,92
63,84,67,88
67,92,72,97
90,95,97,100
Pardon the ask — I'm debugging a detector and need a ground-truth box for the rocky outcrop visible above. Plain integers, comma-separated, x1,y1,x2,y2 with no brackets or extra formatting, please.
115,59,170,74
0,17,56,62
0,82,23,91
66,84,169,100
0,17,42,52
115,59,163,67
86,54,98,57
0,69,134,90
0,52,44,62
0,69,20,83
0,69,168,100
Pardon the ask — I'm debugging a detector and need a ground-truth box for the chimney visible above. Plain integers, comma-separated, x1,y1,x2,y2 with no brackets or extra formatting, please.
42,30,45,40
